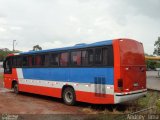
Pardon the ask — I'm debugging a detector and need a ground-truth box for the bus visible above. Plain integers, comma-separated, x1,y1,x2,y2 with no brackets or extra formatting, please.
3,38,147,105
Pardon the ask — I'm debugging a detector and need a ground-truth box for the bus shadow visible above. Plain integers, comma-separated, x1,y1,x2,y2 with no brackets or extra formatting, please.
13,91,63,104
11,91,132,113
76,102,129,113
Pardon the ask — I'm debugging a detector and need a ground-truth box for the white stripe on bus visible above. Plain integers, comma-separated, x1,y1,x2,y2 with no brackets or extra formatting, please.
16,68,24,79
18,78,114,94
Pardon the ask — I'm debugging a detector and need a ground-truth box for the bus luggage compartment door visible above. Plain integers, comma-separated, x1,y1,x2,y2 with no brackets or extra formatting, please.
94,77,106,97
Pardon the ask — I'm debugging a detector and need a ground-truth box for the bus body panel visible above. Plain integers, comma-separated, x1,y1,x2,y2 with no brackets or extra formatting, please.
113,39,147,103
4,68,18,89
119,39,146,92
18,67,115,104
113,40,121,93
19,84,62,98
21,68,114,84
18,84,114,104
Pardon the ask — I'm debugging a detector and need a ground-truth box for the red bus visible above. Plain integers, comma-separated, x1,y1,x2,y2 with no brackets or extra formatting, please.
3,38,147,105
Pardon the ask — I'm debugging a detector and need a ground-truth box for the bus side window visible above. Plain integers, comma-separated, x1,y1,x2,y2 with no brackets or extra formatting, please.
88,49,94,65
50,53,59,66
12,57,16,67
41,54,46,66
35,55,42,66
102,48,108,65
60,52,69,67
16,56,22,67
44,54,50,67
108,45,114,66
82,50,88,66
71,51,81,66
22,56,28,67
95,48,102,65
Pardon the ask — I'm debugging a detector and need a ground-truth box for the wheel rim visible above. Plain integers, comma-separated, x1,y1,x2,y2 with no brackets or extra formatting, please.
65,91,73,103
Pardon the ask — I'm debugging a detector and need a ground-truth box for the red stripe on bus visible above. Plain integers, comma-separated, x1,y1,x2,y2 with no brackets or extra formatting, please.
19,84,62,98
76,91,114,104
19,84,114,104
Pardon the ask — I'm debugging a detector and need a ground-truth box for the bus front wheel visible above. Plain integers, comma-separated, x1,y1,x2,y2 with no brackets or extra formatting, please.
13,82,19,94
62,87,76,105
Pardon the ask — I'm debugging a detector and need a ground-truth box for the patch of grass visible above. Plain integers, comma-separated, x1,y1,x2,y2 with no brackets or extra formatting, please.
136,91,160,114
156,98,160,112
82,107,98,114
0,73,3,79
137,92,151,107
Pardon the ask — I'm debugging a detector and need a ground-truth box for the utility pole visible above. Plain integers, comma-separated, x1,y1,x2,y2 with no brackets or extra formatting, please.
13,40,16,51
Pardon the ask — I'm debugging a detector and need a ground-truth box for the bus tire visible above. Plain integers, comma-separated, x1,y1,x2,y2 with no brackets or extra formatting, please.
62,87,76,105
13,82,19,94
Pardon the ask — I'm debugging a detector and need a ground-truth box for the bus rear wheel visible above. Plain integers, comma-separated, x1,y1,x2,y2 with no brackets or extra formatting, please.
13,82,19,94
62,87,76,105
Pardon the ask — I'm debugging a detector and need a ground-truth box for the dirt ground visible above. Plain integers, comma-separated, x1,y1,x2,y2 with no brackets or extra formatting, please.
0,73,86,114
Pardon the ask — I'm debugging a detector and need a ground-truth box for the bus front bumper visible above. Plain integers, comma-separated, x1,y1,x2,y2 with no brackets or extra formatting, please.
114,89,147,104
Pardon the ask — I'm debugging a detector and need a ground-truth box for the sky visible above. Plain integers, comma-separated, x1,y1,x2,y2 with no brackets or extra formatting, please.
0,0,159,54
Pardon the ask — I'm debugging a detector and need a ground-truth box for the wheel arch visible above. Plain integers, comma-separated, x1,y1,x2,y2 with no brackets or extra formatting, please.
11,80,18,89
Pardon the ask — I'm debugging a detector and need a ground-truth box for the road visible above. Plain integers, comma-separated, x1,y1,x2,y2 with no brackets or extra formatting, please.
146,71,160,91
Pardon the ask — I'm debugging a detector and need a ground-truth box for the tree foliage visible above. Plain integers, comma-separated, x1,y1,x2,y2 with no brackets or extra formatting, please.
0,48,20,61
153,37,160,55
33,45,42,51
146,60,156,70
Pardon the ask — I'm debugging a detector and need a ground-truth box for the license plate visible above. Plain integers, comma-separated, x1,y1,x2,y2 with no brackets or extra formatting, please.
134,82,139,87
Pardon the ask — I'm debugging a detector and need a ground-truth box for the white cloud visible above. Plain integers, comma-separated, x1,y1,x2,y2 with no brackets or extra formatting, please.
0,0,159,54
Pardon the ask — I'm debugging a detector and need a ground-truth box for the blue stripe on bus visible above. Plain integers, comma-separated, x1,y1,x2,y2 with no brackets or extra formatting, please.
20,40,112,55
22,68,114,85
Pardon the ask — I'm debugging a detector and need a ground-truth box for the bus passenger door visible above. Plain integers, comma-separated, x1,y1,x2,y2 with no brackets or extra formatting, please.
4,57,12,74
3,57,13,88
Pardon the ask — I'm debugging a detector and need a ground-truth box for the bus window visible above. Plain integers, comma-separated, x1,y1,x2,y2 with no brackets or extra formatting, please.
71,51,81,66
4,57,12,73
12,56,22,68
50,53,59,66
60,52,68,66
35,55,42,66
88,49,94,65
44,54,50,66
40,54,46,66
102,48,108,65
16,56,22,67
12,57,16,67
82,50,88,66
95,48,102,65
22,56,28,67
108,46,114,66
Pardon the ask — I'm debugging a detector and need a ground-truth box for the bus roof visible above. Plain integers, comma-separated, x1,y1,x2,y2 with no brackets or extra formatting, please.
20,40,112,55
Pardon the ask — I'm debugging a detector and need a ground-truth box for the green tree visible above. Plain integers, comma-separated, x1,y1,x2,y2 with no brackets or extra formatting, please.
33,45,42,51
0,48,21,61
153,37,160,55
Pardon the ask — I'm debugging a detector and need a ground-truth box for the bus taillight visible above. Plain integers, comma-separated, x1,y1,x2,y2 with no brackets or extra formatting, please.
118,79,123,90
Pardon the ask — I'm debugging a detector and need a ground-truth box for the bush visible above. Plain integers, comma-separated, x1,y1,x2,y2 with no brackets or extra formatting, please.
146,60,156,70
156,99,160,112
155,63,160,68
